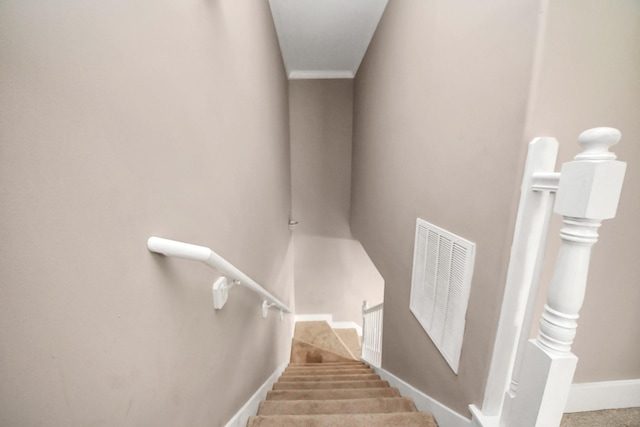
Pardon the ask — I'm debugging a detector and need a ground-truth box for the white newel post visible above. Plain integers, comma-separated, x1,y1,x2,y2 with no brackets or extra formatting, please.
502,128,627,427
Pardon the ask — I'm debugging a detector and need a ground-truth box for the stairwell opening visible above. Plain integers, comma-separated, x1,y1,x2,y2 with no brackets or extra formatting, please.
289,79,385,328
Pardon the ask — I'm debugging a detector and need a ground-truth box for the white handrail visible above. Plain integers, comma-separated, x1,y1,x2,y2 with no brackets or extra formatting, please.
481,137,559,416
147,236,291,317
363,302,384,315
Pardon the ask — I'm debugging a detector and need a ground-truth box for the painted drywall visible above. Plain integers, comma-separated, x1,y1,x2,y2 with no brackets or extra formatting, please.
289,79,384,325
350,0,542,416
268,0,388,78
526,0,640,383
0,1,294,426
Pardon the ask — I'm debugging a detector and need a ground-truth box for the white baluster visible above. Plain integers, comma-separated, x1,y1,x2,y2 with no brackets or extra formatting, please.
362,300,368,360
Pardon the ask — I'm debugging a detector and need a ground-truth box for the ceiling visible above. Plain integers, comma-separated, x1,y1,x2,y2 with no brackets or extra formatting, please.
268,0,389,80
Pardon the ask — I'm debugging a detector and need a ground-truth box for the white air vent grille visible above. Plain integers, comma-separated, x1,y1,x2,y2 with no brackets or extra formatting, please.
410,218,475,374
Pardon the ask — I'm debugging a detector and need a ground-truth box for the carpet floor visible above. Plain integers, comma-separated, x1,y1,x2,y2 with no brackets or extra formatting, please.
561,407,640,427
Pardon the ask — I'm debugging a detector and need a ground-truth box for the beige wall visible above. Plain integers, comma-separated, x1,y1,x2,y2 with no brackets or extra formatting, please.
289,80,384,324
351,0,542,416
528,0,640,383
0,1,294,426
352,0,639,417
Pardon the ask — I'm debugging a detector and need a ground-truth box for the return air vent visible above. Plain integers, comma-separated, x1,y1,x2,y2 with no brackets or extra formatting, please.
410,218,475,374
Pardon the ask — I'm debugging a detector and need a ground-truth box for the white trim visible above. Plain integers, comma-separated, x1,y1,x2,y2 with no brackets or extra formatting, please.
373,366,472,427
224,363,288,427
469,404,498,427
294,314,333,323
481,137,559,415
288,70,355,80
363,302,384,314
565,379,640,413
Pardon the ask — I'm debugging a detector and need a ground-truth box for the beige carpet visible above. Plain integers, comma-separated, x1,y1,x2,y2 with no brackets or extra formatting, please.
561,407,640,427
334,328,362,358
294,321,357,360
248,361,438,426
248,321,438,426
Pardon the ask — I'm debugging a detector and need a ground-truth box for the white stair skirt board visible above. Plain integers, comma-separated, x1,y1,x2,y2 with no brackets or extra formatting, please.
372,365,472,427
224,362,288,427
294,314,363,336
564,379,640,413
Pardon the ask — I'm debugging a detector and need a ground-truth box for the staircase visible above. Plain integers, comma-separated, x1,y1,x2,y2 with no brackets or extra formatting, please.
246,321,438,426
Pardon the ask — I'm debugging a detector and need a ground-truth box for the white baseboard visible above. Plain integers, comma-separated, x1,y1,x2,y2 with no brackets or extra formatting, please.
224,363,287,427
295,314,334,323
373,366,472,427
565,379,640,413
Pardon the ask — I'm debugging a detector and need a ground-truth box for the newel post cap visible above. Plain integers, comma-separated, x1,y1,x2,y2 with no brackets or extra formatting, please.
554,127,627,220
574,127,621,161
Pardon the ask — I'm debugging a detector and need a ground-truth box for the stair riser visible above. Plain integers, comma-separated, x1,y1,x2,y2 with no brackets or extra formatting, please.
282,372,374,378
278,374,380,382
273,380,390,390
288,362,366,367
266,388,401,401
257,397,418,415
282,369,373,376
284,366,370,370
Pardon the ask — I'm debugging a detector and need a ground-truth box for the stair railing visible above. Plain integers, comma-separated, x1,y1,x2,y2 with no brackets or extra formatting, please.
471,128,627,427
362,300,384,368
478,136,561,419
147,237,291,319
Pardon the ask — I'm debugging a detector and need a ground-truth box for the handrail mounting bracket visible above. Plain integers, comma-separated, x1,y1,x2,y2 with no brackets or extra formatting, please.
262,300,277,319
213,276,235,309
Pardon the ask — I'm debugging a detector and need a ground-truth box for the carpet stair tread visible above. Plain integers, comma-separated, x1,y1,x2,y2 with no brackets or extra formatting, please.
247,412,439,427
245,323,438,426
